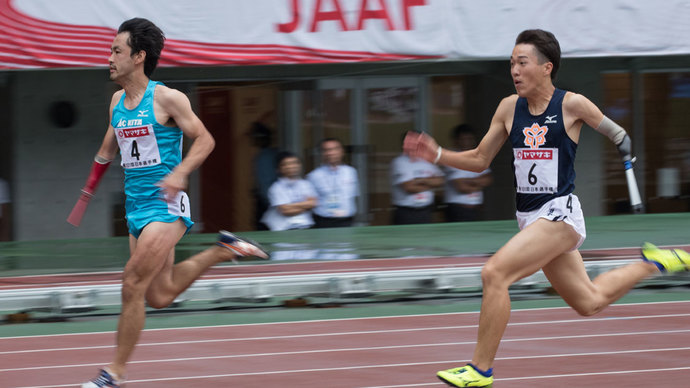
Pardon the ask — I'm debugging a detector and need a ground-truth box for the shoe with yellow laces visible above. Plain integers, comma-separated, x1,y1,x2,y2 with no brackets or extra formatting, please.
437,364,493,387
642,243,690,273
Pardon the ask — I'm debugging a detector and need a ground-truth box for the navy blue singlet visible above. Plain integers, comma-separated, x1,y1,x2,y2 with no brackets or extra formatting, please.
509,88,577,212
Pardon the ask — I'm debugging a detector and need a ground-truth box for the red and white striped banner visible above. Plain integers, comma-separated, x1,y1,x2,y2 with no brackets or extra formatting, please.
1,0,689,70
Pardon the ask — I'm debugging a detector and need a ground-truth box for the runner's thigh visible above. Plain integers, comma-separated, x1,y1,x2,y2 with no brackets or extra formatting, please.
124,220,186,280
487,218,580,284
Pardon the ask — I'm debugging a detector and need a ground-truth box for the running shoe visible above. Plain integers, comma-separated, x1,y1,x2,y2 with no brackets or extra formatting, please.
437,364,493,387
641,242,690,273
216,230,269,260
82,368,123,388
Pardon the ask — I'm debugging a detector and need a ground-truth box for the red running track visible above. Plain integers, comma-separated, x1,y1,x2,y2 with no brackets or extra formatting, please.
2,301,690,387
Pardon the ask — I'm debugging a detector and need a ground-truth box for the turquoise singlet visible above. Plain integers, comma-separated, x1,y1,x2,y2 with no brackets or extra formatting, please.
111,80,194,237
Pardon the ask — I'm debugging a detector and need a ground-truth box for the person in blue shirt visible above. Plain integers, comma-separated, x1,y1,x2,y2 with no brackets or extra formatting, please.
404,29,689,387
307,138,359,228
79,18,267,388
262,151,317,231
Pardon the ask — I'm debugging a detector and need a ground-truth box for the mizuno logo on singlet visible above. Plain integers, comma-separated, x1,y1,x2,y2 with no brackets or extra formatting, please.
545,114,558,124
523,123,548,149
137,110,149,117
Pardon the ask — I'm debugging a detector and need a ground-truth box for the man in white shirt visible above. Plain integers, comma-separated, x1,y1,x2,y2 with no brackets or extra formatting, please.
444,124,492,222
307,138,359,228
390,145,444,225
262,151,317,231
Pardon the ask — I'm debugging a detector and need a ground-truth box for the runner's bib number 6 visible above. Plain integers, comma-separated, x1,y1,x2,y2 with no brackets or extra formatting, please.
116,124,162,169
514,148,558,194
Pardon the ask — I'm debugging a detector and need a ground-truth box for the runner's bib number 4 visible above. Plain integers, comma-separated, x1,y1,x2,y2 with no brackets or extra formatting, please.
514,148,558,194
116,124,162,169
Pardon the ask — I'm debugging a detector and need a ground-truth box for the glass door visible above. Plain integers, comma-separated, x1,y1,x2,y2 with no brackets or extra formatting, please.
291,77,425,226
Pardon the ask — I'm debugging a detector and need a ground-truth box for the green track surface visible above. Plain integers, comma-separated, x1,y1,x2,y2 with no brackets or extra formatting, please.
1,289,688,338
1,213,688,336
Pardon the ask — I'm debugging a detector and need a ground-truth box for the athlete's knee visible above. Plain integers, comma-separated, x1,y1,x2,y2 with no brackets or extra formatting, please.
145,293,174,309
480,261,511,289
120,270,150,303
569,297,604,317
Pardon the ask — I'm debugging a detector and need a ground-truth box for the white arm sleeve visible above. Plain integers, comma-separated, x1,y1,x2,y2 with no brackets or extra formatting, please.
595,116,627,145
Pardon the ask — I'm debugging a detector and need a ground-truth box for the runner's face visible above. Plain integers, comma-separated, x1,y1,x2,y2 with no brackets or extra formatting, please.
510,44,550,97
109,32,139,81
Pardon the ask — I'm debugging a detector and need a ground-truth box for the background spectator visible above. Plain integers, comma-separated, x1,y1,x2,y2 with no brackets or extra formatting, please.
261,151,317,231
444,124,493,222
307,138,359,228
390,134,444,224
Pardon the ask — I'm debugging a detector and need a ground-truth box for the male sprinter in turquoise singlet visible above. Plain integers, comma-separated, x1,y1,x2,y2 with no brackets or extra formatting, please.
405,29,690,387
80,18,268,388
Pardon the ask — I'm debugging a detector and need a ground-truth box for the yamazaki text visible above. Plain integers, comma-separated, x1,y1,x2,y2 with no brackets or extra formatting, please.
276,0,427,33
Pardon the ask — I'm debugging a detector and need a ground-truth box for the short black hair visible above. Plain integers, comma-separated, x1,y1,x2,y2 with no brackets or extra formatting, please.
275,150,298,169
319,137,343,148
118,18,165,77
515,29,561,80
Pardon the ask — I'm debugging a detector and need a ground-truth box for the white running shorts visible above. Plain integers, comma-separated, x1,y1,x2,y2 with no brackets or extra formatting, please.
516,193,586,251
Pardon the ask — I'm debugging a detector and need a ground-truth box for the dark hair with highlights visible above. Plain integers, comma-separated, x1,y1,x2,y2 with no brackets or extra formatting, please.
515,29,561,80
118,18,165,77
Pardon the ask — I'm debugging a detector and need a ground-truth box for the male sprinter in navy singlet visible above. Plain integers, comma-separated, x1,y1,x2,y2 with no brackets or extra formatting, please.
404,29,690,387
79,18,268,388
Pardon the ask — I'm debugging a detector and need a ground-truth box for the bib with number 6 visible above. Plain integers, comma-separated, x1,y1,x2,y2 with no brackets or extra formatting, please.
514,148,558,194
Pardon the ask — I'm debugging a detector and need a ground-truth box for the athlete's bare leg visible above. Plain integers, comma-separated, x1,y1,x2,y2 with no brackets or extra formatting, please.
543,249,658,316
471,219,579,371
471,218,660,372
106,221,185,378
107,220,240,379
144,239,236,309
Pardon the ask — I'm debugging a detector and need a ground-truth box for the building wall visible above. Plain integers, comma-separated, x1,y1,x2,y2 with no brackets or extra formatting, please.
11,69,124,241
6,57,671,241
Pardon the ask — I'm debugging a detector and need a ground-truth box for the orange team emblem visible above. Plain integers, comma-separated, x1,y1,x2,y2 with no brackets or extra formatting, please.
523,123,548,149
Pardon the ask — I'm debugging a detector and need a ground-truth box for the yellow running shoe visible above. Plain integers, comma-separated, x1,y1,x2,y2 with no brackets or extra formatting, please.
437,364,493,387
642,242,690,273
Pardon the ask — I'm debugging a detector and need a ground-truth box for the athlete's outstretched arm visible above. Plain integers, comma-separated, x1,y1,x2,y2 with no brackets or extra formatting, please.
404,96,512,173
565,93,632,161
155,87,216,200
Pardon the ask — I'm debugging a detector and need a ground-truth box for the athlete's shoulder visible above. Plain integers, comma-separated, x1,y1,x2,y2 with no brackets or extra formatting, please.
501,94,520,105
497,94,519,111
153,83,193,118
153,83,187,102
562,91,596,117
111,88,125,103
494,94,519,121
109,89,124,111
